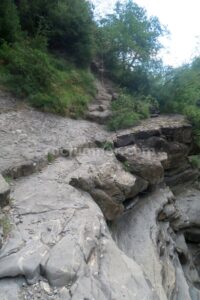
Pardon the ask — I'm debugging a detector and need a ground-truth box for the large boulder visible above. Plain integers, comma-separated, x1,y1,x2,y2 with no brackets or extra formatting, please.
115,145,167,185
69,150,148,220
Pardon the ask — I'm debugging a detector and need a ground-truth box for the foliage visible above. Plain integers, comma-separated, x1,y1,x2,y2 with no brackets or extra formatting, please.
97,0,165,91
0,42,95,116
15,0,95,66
0,0,21,44
155,56,200,145
3,175,12,184
47,152,54,163
99,141,114,151
189,155,200,169
122,160,131,172
0,215,12,238
108,93,150,131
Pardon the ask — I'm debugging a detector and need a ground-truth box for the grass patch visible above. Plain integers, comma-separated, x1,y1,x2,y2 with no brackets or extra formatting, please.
0,41,95,117
47,152,54,163
189,155,200,169
107,93,150,131
3,175,12,184
0,215,12,238
99,141,114,151
122,160,131,172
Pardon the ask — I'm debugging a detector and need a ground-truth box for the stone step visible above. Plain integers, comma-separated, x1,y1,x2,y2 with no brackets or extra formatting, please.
86,110,112,124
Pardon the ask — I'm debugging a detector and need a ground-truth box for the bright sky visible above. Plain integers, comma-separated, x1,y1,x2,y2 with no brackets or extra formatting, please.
91,0,200,66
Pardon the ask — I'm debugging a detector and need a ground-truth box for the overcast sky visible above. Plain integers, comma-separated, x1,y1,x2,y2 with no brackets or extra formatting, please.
91,0,200,66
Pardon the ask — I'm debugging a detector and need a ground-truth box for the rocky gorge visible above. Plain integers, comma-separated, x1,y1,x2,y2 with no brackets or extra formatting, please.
0,82,200,300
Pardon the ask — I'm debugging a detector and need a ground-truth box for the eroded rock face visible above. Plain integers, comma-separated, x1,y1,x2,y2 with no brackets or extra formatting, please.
111,187,200,300
115,145,167,185
69,150,148,220
112,115,197,187
1,91,200,300
0,159,156,299
113,115,193,148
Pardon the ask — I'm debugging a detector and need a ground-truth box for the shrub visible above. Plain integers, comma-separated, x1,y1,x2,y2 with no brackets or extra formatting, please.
0,0,21,44
189,155,200,169
107,93,150,131
0,41,95,116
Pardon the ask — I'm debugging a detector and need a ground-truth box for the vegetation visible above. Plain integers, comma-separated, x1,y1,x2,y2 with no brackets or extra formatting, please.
0,215,12,238
1,0,200,136
96,0,165,129
96,0,165,91
189,155,200,169
3,175,12,184
155,58,200,143
108,93,152,130
0,0,95,116
47,152,54,163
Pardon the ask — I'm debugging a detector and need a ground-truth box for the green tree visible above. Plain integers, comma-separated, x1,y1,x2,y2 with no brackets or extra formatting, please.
15,0,94,66
0,0,21,44
98,0,164,79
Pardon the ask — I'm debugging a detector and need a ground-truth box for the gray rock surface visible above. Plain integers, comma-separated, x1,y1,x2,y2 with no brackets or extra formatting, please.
112,114,192,147
0,108,110,178
0,158,156,299
115,145,167,185
69,150,148,220
1,90,200,299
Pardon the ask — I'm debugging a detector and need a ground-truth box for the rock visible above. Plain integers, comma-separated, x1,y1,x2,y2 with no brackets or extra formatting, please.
115,145,167,185
1,87,200,299
171,187,200,231
0,108,110,177
165,168,199,187
0,158,160,299
0,175,10,207
184,228,200,243
44,235,81,287
158,203,177,222
112,115,192,148
86,79,113,124
111,187,177,299
0,241,49,284
86,110,112,124
40,281,52,295
69,150,148,220
0,278,25,300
